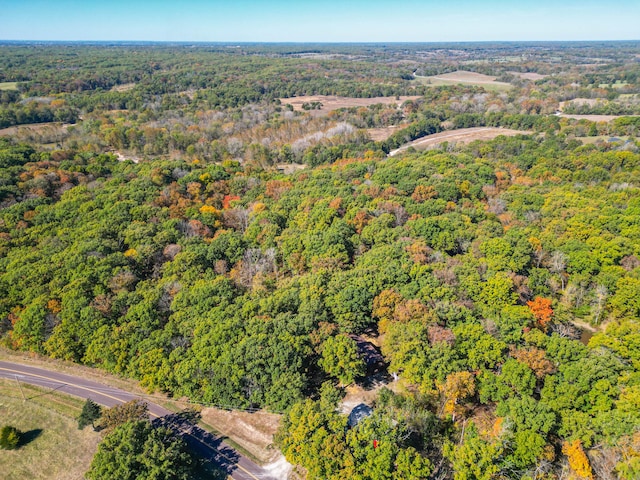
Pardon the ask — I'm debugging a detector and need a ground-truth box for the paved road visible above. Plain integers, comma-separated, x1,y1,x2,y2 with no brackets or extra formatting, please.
0,361,281,480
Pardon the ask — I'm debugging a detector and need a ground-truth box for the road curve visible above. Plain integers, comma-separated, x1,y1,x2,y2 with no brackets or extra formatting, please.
0,361,282,480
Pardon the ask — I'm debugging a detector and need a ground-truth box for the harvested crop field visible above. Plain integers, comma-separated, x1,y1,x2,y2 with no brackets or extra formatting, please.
200,407,282,464
389,127,529,156
367,126,402,141
414,70,512,90
279,95,421,114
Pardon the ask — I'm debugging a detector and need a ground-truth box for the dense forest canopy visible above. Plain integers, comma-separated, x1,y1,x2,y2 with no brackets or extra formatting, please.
1,41,639,479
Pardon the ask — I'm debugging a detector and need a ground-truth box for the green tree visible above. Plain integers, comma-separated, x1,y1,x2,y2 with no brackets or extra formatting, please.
443,423,503,480
101,400,148,431
507,429,548,468
479,273,517,315
86,420,194,480
478,358,536,403
609,278,640,319
320,335,365,385
78,398,102,430
394,447,433,480
454,322,506,371
0,425,21,450
495,395,556,436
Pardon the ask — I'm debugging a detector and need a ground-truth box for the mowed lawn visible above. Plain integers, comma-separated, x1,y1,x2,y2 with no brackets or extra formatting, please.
0,379,101,480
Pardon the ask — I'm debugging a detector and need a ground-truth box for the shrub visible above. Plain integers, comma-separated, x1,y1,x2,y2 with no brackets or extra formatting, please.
0,425,21,450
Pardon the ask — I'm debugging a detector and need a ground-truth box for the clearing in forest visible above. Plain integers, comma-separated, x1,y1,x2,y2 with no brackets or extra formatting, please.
0,82,18,90
389,127,529,156
110,83,136,92
559,98,602,109
279,95,422,114
0,122,71,138
414,70,512,91
366,125,402,141
574,135,630,144
556,113,638,122
556,99,640,121
507,71,547,80
598,81,631,89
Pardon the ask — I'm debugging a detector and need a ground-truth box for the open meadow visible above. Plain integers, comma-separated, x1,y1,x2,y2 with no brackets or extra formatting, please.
279,95,421,114
389,126,529,155
413,70,512,91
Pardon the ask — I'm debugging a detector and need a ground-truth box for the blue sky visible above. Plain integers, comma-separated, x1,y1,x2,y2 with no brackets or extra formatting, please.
0,0,638,42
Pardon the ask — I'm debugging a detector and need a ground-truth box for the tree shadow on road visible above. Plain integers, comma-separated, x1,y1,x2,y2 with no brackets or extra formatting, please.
154,411,240,480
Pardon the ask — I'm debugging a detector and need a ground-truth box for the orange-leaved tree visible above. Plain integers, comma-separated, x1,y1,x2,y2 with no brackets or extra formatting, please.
527,297,553,331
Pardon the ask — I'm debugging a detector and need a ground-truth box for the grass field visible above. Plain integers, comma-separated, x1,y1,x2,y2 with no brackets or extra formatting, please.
598,81,631,89
389,127,529,156
0,378,228,480
0,379,101,480
559,98,601,109
574,135,629,144
413,71,512,91
0,122,71,139
556,113,637,122
507,71,547,81
0,82,18,91
366,126,402,141
279,95,421,114
110,82,136,92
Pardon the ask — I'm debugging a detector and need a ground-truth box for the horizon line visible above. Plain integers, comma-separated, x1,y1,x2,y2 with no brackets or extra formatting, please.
1,39,640,45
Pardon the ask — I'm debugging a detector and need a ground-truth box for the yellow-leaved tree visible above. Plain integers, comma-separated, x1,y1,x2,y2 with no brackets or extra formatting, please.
562,439,594,480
